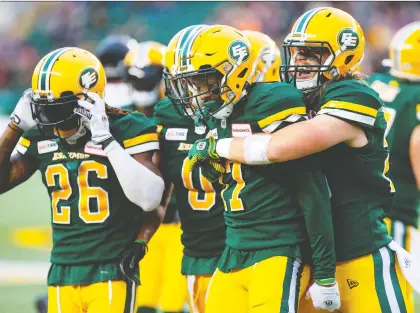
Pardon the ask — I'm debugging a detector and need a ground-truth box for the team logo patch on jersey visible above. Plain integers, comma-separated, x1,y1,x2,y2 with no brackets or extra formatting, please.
337,29,359,51
84,141,106,156
228,40,250,63
231,123,252,138
346,279,359,289
37,140,58,154
178,142,192,151
78,67,99,89
165,128,188,141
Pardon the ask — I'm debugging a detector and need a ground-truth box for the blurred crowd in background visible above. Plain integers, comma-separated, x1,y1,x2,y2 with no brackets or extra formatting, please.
0,1,419,114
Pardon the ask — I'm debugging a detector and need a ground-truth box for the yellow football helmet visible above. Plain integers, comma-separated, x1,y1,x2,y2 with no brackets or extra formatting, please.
31,47,106,128
122,41,166,108
164,24,256,120
389,22,420,81
282,7,365,90
242,30,281,82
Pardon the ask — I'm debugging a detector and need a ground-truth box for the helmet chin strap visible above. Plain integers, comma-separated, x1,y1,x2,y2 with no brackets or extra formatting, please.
56,118,88,145
213,103,234,120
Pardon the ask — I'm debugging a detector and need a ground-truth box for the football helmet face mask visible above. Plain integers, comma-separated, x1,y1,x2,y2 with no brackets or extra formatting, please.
389,22,420,81
282,7,365,91
31,47,106,132
163,24,256,121
242,30,281,83
121,41,166,107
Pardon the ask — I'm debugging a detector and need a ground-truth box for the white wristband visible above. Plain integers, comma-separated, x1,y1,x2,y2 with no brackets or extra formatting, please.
243,134,271,165
216,138,233,159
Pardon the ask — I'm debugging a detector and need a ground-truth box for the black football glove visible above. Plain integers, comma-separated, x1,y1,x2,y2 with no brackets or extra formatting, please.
119,239,148,284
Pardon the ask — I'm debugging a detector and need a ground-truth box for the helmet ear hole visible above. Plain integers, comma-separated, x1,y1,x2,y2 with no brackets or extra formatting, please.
345,55,354,65
237,68,247,78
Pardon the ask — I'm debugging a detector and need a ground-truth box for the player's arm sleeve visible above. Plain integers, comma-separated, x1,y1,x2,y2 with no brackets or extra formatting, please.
107,113,164,211
290,155,336,280
317,80,382,129
117,113,160,155
255,84,307,133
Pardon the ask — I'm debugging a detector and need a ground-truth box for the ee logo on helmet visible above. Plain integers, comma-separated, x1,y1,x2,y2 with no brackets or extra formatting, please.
338,29,359,51
228,40,250,64
78,67,99,89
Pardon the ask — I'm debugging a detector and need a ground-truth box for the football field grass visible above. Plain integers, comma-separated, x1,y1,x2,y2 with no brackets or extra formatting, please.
0,172,419,313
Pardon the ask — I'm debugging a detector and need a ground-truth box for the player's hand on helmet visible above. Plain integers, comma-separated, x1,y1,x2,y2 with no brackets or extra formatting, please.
74,92,112,145
186,136,221,172
10,89,36,131
200,159,225,182
306,279,341,312
119,240,148,284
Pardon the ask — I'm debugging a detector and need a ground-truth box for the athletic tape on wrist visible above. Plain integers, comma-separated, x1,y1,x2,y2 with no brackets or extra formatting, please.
216,138,233,159
243,135,271,165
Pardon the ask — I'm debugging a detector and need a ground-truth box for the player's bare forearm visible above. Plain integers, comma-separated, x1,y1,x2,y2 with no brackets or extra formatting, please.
291,155,336,280
410,125,420,190
227,115,366,165
0,123,36,194
136,183,173,243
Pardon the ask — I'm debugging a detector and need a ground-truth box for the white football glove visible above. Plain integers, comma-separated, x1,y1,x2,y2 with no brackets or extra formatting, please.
74,92,112,145
10,89,36,131
306,280,341,312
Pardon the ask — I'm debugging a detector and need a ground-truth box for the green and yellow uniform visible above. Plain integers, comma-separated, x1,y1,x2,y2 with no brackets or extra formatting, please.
205,82,335,313
136,195,188,313
299,79,408,313
370,72,420,313
16,112,159,313
154,98,226,313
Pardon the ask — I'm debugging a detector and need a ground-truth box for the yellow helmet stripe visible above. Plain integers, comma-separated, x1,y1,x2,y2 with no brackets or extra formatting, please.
38,47,72,91
391,22,420,71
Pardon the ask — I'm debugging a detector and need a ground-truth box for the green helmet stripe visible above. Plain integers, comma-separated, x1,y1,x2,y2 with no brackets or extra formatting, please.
295,8,317,33
297,7,325,33
176,26,196,68
39,48,64,90
181,25,207,66
39,48,71,91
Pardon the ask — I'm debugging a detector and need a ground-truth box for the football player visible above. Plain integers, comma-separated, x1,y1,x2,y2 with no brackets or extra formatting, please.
121,41,167,117
242,29,281,83
186,8,412,313
166,24,338,313
123,42,189,313
369,22,420,313
153,25,228,313
96,34,138,110
0,47,165,313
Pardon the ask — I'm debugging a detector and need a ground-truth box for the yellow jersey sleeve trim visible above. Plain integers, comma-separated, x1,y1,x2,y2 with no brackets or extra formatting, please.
19,137,30,148
257,107,306,129
123,133,159,148
157,125,163,135
321,100,378,117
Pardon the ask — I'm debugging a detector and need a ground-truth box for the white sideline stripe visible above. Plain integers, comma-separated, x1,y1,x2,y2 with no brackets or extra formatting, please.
0,260,50,285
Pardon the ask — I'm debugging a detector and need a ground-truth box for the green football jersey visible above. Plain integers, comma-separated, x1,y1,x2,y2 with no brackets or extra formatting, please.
314,79,394,261
16,112,159,266
215,82,335,279
154,98,226,273
369,73,420,227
